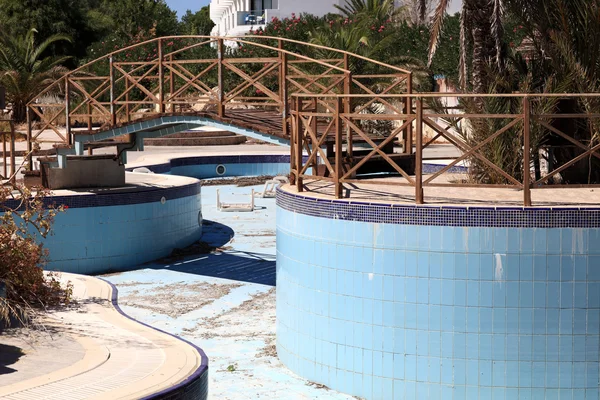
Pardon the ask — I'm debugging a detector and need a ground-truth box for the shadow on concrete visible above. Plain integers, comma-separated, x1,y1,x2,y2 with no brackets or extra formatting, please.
155,249,276,286
201,220,235,248
0,344,23,375
145,219,276,286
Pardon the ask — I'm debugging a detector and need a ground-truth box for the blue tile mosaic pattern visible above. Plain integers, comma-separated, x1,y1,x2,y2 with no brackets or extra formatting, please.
40,190,202,274
277,188,600,228
276,195,600,400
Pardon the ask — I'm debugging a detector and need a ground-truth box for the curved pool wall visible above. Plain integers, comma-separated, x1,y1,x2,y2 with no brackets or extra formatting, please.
132,154,294,178
22,175,204,275
276,188,600,400
15,154,296,275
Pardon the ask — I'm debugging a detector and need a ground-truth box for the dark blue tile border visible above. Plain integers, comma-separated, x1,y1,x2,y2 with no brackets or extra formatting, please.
3,183,201,210
100,279,209,400
276,187,600,228
127,154,301,174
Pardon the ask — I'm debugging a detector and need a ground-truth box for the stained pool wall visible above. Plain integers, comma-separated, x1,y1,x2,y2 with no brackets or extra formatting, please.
19,155,295,275
34,178,203,274
276,188,600,400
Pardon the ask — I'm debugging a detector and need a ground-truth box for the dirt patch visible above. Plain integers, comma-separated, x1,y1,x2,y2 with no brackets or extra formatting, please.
256,337,277,358
199,175,289,188
119,281,242,318
194,287,276,340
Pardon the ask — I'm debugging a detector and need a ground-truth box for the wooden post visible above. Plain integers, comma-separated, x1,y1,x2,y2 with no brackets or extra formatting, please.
310,97,318,173
217,38,225,118
2,130,6,178
415,98,424,204
87,103,92,130
125,78,131,123
9,121,15,184
26,108,32,171
523,97,532,207
158,38,165,114
290,97,296,180
335,97,343,198
279,40,289,139
109,55,116,126
296,99,303,192
405,74,413,155
65,78,72,146
169,55,175,113
343,54,352,158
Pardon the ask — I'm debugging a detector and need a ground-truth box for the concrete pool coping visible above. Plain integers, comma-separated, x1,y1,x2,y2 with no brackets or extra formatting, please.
286,178,600,208
0,273,206,400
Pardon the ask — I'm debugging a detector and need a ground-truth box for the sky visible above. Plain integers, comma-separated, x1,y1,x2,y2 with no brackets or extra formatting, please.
165,0,462,19
166,0,208,18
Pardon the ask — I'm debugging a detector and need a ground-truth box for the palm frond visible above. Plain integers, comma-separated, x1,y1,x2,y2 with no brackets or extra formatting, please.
427,0,450,66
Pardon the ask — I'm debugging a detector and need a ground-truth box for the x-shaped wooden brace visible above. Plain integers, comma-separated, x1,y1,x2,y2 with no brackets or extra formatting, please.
341,116,416,183
422,116,523,186
224,61,280,102
223,61,281,104
300,117,336,176
352,76,406,115
535,119,600,185
113,63,159,103
299,114,336,177
165,61,218,100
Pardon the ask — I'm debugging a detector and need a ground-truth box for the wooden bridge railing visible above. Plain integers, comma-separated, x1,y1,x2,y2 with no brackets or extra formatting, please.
291,93,600,207
26,35,412,151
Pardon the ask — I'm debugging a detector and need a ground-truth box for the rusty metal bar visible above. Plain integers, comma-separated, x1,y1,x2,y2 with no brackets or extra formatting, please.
415,98,424,204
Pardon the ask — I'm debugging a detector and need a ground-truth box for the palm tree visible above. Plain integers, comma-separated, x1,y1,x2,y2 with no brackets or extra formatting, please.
336,0,403,24
502,0,600,183
428,0,504,92
0,29,72,122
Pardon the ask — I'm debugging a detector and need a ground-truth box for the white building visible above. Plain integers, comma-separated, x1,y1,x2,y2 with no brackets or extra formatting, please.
210,0,345,37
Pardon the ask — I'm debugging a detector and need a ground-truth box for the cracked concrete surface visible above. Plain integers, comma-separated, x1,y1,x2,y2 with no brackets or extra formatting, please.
105,184,354,400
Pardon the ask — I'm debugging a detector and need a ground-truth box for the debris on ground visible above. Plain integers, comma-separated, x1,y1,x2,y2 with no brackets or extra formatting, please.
199,175,290,187
119,281,242,318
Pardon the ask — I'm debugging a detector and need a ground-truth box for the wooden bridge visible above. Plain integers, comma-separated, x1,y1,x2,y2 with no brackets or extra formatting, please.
26,35,415,163
26,35,600,206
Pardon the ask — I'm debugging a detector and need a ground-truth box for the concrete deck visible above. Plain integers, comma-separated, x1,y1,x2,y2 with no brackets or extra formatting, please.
291,176,600,208
104,184,354,400
0,273,205,400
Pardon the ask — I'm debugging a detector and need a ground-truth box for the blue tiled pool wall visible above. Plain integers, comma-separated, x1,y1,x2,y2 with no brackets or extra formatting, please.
276,193,600,400
41,191,202,274
129,155,297,177
133,155,456,179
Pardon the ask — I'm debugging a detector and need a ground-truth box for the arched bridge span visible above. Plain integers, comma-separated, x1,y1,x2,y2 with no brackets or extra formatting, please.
26,35,414,156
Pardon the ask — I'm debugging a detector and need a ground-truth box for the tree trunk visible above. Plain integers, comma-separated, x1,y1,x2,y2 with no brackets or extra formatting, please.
12,101,27,124
468,0,496,93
